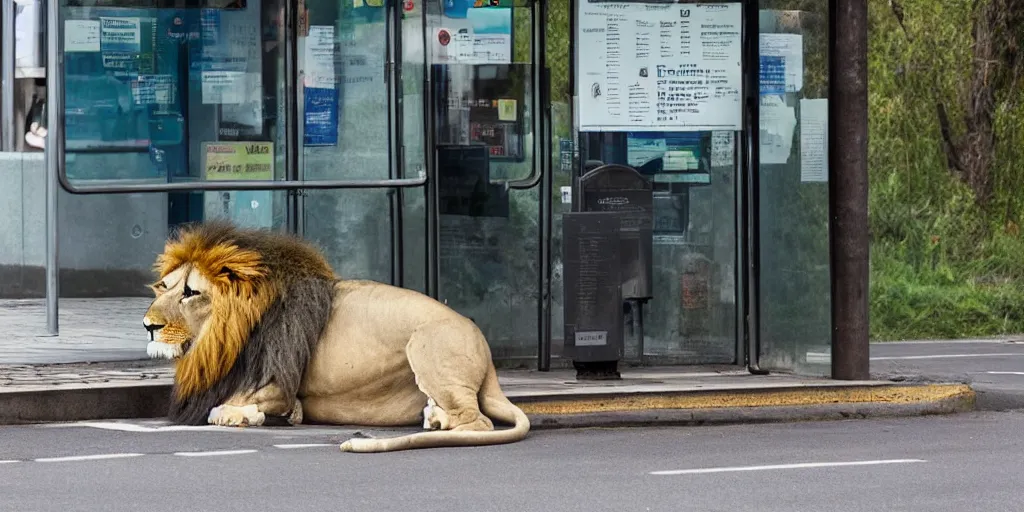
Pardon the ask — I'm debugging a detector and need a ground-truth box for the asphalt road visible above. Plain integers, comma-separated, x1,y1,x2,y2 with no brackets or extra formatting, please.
871,339,1024,410
2,411,1024,512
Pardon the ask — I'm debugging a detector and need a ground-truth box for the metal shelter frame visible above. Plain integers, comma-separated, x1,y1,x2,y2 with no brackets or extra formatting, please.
38,0,866,379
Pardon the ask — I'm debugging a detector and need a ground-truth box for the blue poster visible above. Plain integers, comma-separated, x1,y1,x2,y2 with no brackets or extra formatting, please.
303,87,339,146
759,55,785,95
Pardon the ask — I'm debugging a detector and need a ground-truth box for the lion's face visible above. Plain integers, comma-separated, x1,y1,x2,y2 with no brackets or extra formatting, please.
176,264,217,337
143,265,195,360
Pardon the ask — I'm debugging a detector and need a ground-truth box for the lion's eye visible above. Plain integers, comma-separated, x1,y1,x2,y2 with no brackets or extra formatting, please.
182,284,200,299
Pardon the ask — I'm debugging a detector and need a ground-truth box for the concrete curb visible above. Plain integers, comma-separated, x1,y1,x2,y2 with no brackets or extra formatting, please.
526,390,976,430
0,381,976,428
0,383,172,425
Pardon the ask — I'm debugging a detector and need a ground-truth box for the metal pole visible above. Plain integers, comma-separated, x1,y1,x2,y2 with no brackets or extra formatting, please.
1,0,15,151
44,0,59,335
829,0,870,380
534,0,551,372
743,0,767,375
284,0,302,236
386,0,404,288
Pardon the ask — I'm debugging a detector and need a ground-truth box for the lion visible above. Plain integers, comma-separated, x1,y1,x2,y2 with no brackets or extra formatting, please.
141,221,530,453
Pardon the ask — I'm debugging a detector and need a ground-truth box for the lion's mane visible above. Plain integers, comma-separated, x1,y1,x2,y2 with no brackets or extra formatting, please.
155,221,337,425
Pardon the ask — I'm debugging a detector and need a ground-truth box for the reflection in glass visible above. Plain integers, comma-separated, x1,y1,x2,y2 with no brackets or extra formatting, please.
426,0,540,360
61,0,288,184
756,3,832,376
297,0,395,283
299,0,389,182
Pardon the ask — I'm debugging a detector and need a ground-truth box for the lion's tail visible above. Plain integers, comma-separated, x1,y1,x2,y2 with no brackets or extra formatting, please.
338,366,530,453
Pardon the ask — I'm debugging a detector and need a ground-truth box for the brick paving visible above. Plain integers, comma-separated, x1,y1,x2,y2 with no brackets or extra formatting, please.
0,359,173,388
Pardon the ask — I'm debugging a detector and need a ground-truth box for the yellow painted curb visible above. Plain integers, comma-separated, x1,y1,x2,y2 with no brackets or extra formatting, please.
516,384,975,416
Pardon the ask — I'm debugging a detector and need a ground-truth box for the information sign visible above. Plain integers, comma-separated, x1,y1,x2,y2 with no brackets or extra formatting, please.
575,1,743,132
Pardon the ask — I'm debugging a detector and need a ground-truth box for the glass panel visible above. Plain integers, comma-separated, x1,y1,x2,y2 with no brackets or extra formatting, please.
303,189,393,282
559,1,743,365
298,0,394,279
756,2,831,376
298,0,390,181
639,131,738,364
547,0,572,364
426,0,533,181
60,0,289,187
57,0,290,291
426,0,540,361
400,0,428,293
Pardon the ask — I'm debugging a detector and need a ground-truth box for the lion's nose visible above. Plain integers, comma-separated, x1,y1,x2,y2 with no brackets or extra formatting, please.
143,320,164,333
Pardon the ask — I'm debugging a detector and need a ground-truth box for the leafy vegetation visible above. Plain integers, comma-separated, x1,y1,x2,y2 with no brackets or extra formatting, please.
868,0,1024,340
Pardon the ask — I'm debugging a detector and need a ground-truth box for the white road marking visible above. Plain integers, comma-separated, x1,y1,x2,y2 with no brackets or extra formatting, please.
173,449,259,457
42,421,240,433
649,459,926,476
871,353,1024,361
0,460,20,464
874,339,1019,345
273,443,334,449
35,453,145,463
985,371,1024,376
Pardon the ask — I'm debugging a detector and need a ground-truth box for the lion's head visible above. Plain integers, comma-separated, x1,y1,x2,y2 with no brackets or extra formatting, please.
145,221,338,425
143,265,194,360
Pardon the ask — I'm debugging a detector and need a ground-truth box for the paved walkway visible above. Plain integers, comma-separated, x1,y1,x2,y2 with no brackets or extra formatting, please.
0,358,885,395
0,298,152,364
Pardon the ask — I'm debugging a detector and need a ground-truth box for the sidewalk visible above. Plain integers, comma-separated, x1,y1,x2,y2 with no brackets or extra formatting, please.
0,298,151,364
0,299,977,427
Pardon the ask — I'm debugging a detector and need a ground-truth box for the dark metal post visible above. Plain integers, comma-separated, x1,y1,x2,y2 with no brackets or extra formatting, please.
285,0,302,236
829,0,870,380
534,0,551,371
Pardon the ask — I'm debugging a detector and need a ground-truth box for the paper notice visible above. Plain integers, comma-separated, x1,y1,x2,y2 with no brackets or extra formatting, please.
304,25,336,89
99,17,141,53
453,30,474,61
759,33,803,93
575,2,742,132
65,20,101,52
799,98,829,182
201,71,247,104
498,99,517,121
759,95,796,165
710,131,734,169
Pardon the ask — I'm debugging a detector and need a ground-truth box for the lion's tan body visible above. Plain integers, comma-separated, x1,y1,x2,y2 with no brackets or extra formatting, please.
299,279,496,428
142,222,529,453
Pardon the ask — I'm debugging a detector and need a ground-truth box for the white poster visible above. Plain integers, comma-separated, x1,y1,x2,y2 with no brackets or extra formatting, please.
710,130,734,168
430,7,513,65
201,71,247,104
65,20,101,52
759,94,795,164
304,26,336,89
759,33,803,93
98,17,140,53
799,98,828,182
575,1,743,132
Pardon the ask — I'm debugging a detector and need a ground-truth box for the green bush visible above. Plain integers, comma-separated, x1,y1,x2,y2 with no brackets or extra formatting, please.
867,0,1024,340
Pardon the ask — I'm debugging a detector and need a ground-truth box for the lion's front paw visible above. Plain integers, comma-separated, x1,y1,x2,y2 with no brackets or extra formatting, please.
208,404,266,427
